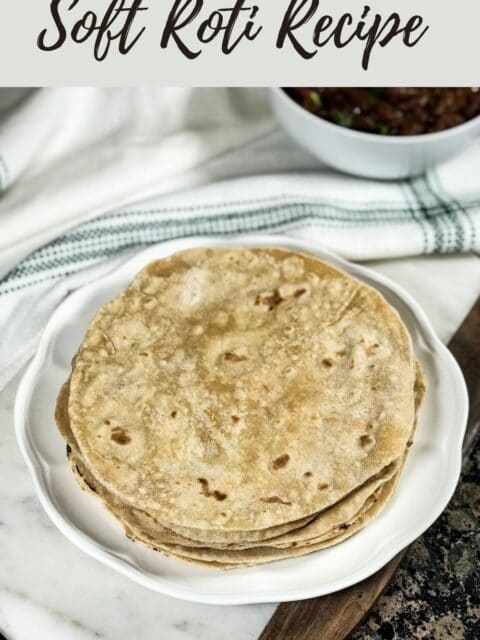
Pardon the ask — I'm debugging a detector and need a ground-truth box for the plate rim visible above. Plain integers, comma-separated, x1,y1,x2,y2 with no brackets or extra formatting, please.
14,234,469,605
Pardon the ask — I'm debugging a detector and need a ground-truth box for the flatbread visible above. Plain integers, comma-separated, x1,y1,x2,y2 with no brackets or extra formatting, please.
66,248,417,532
71,453,401,569
59,382,398,548
68,451,398,550
64,365,424,565
57,381,318,544
158,472,400,567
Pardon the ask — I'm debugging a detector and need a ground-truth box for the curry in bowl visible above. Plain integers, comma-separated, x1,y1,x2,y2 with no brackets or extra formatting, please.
285,88,480,136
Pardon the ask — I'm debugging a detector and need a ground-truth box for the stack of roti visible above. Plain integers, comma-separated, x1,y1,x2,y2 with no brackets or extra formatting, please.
56,247,425,569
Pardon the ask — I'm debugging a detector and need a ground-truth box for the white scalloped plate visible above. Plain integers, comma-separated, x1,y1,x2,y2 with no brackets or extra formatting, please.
15,235,468,605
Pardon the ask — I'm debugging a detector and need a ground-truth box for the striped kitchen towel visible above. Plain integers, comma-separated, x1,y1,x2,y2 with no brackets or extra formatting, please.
2,169,479,298
1,164,480,392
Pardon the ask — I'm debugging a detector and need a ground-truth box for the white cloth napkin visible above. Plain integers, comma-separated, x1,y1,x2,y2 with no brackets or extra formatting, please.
1,87,480,391
0,88,274,279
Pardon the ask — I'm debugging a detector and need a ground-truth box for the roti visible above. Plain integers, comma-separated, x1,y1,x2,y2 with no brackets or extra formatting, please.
65,248,417,532
58,382,398,548
57,381,318,544
71,453,401,568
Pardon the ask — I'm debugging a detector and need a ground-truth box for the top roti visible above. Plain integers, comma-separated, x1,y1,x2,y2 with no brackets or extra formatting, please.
68,248,416,531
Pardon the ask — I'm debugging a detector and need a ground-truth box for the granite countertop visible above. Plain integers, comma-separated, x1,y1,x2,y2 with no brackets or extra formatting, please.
353,437,480,640
1,253,480,640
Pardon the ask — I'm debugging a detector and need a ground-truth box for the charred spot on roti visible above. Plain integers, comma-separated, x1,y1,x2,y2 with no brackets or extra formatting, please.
110,427,132,445
304,471,313,478
294,288,307,298
255,289,284,310
224,351,247,363
261,496,292,506
318,482,330,491
359,434,375,451
197,478,228,501
197,478,209,495
272,454,290,470
171,410,177,418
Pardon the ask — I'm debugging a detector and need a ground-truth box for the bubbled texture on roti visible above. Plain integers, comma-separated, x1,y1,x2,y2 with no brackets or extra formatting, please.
70,452,401,568
68,452,395,551
67,248,416,531
67,388,422,568
58,380,318,544
59,369,424,556
58,381,399,548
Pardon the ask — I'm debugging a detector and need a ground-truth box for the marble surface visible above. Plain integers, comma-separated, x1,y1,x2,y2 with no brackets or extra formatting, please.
1,253,480,640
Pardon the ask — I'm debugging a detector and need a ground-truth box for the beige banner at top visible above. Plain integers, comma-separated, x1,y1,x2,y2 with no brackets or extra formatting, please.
0,0,479,86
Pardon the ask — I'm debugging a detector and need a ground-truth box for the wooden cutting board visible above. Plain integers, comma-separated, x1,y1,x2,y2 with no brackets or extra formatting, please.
258,297,480,640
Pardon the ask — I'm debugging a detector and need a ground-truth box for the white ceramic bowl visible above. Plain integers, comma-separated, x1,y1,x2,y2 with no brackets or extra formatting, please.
15,235,468,605
270,88,480,180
